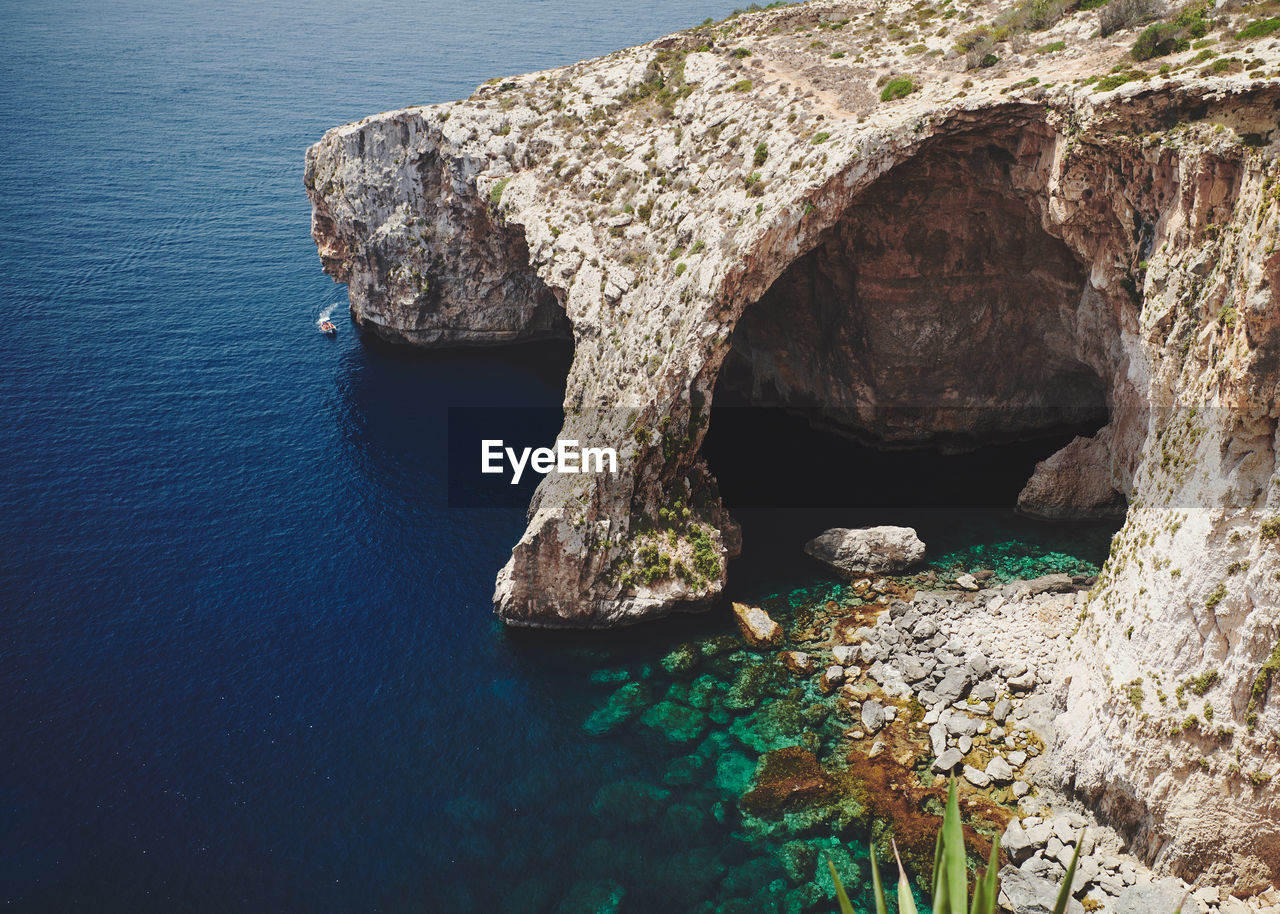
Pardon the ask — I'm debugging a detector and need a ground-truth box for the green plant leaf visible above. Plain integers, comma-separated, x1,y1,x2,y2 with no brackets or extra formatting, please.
893,839,919,914
1052,829,1085,914
932,820,945,903
939,776,968,914
870,843,888,914
826,853,856,914
970,833,1001,914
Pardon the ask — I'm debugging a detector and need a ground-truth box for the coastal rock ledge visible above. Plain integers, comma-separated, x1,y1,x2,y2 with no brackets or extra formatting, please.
306,0,1280,891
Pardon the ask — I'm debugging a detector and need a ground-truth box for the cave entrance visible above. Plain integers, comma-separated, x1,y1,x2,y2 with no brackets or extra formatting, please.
719,125,1112,451
705,125,1121,589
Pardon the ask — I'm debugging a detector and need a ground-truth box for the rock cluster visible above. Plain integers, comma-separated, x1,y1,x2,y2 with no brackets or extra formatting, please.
811,572,1275,913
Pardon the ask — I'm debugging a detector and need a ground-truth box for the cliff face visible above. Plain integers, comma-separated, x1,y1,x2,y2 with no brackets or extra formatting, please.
306,0,1280,891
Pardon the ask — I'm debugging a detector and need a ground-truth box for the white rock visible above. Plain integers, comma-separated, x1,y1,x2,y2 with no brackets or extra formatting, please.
803,526,926,574
986,755,1015,783
963,765,992,787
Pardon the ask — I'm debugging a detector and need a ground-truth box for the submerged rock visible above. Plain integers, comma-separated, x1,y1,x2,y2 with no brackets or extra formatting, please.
780,650,814,675
663,752,710,787
731,695,827,754
814,843,862,901
714,750,757,796
776,840,818,885
732,602,783,649
803,526,926,575
638,700,707,744
656,803,711,849
660,643,699,676
555,879,626,914
720,854,787,898
582,681,648,737
590,781,669,825
741,747,832,817
686,674,719,709
724,661,785,711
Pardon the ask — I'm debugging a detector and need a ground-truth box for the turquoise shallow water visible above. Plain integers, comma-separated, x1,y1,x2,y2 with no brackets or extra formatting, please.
520,514,1110,914
0,0,1119,909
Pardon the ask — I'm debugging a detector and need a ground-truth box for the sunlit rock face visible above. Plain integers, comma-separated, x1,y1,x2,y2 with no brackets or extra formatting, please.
306,0,1280,888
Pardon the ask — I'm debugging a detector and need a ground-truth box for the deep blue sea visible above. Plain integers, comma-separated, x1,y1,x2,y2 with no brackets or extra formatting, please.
0,2,1114,911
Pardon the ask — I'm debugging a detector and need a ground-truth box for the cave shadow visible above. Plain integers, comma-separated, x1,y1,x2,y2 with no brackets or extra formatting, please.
702,390,1118,598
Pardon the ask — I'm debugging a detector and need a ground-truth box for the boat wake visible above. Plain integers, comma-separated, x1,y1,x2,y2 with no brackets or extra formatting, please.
316,303,340,327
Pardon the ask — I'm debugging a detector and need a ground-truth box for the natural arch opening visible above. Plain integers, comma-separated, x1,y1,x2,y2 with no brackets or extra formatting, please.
717,126,1113,452
704,124,1126,579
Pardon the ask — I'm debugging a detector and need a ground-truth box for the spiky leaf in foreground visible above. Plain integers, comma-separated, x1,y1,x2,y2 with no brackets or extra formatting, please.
893,838,919,914
826,853,855,914
932,776,968,914
1052,829,1086,914
970,833,1001,914
870,843,888,914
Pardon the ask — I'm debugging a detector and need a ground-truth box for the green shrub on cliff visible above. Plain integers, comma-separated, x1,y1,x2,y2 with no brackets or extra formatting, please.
1000,0,1074,32
1093,69,1145,91
688,525,719,580
1130,3,1210,59
1185,668,1219,696
1099,0,1161,36
1245,639,1280,729
1237,17,1280,40
488,177,510,207
880,75,917,101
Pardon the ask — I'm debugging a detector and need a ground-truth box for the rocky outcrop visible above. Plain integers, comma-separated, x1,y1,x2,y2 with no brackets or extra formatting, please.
804,525,926,574
1017,431,1128,520
307,0,1280,891
732,602,783,649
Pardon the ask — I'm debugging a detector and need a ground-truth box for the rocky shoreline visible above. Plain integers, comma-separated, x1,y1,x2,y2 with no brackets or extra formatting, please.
569,545,1275,914
744,564,1279,913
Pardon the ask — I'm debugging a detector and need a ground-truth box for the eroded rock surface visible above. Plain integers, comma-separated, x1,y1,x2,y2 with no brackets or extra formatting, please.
306,0,1280,892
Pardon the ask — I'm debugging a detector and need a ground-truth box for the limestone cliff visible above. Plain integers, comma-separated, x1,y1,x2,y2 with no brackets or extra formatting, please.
306,0,1280,893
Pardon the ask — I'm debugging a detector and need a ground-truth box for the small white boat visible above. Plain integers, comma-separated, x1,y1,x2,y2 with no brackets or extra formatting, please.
319,320,337,336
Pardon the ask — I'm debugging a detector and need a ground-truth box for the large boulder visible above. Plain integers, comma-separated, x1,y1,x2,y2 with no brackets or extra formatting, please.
803,526,925,575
